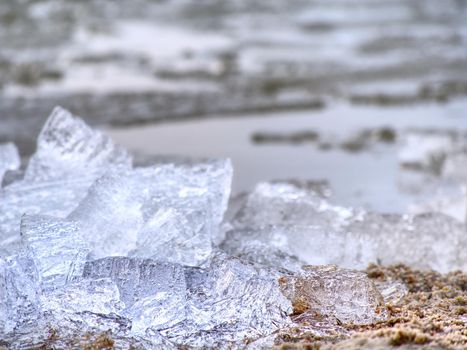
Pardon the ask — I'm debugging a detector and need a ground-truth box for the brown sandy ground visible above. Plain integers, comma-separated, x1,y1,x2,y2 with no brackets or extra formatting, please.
274,264,467,350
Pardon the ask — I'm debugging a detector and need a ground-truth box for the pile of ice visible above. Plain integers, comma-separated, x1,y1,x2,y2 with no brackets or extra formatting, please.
0,108,465,348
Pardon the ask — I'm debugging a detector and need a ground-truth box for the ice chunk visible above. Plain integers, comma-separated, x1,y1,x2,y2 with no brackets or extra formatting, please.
223,182,467,273
0,143,20,186
346,212,467,273
68,172,145,258
82,257,187,333
0,108,132,249
40,277,129,336
279,265,387,325
20,215,89,290
0,255,39,335
169,254,292,346
374,280,408,304
69,160,232,265
133,205,212,266
25,106,131,182
222,182,370,271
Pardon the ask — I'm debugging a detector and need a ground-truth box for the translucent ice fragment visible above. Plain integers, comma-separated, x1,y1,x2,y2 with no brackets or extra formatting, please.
232,181,354,230
223,182,467,273
20,215,89,290
25,106,131,182
170,254,292,346
68,172,145,258
40,277,129,335
279,265,387,325
0,255,39,335
0,143,20,186
374,280,408,304
133,205,212,266
0,108,132,248
70,160,232,264
83,257,187,332
347,212,467,273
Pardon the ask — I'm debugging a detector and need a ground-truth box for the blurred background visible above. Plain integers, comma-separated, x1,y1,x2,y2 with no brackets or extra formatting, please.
1,0,467,216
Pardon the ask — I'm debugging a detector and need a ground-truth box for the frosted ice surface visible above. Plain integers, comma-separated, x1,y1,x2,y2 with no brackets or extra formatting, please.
82,257,187,333
0,107,132,249
279,265,387,325
223,182,467,273
0,255,39,335
20,215,89,290
24,106,131,182
0,143,20,186
168,254,292,346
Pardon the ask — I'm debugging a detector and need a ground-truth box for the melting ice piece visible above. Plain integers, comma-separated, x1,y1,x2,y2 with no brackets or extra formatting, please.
0,108,132,248
0,255,39,336
0,143,20,186
82,257,187,333
223,182,467,273
279,265,387,325
20,215,89,290
169,254,292,346
25,106,131,182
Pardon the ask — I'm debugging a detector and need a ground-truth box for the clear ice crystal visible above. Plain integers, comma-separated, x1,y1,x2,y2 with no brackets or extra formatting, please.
82,257,187,333
223,182,467,273
20,215,89,290
279,265,387,325
24,106,132,182
40,277,129,337
3,107,466,348
0,255,39,335
69,161,232,265
0,108,132,250
168,254,292,346
0,142,20,186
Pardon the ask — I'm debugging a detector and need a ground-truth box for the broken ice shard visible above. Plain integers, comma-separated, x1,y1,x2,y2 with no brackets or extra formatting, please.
0,107,132,249
68,172,145,258
222,182,467,273
40,277,129,336
20,215,89,290
0,255,39,336
0,143,20,186
279,265,387,326
24,106,131,182
70,161,232,265
82,257,187,333
168,254,292,346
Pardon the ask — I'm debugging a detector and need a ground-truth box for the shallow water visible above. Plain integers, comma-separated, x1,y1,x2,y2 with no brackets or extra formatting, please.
106,99,467,213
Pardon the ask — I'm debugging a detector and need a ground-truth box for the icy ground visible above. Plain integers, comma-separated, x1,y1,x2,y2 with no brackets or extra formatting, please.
0,108,466,349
